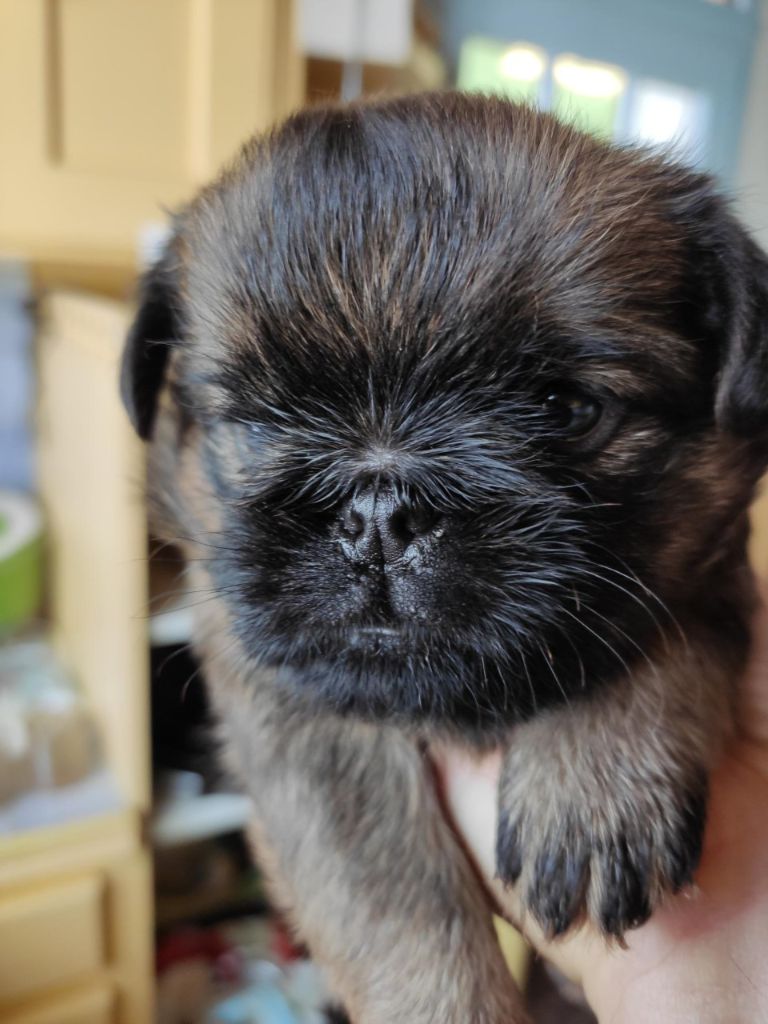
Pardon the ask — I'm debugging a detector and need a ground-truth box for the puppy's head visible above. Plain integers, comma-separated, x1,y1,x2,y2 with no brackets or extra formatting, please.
123,94,768,728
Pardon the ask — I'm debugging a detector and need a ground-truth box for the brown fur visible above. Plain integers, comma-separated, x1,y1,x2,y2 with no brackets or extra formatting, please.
206,617,525,1023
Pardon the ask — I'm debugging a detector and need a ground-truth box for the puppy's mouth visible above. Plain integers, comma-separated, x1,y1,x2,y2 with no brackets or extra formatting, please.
244,592,654,727
269,618,445,667
346,624,409,655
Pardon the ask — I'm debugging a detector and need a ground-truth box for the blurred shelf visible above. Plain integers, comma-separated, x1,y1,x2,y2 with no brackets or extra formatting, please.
152,792,252,847
155,870,267,930
149,598,195,647
148,542,195,646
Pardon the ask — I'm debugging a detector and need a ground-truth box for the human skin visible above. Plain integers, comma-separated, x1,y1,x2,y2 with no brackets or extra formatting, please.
434,591,768,1023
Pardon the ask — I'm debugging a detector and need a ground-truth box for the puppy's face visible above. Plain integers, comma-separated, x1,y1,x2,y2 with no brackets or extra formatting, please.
123,95,768,729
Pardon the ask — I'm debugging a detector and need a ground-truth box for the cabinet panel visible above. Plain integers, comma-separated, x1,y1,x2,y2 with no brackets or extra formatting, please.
3,982,113,1024
0,0,303,269
55,0,190,178
0,815,152,1023
37,293,150,810
0,874,106,1005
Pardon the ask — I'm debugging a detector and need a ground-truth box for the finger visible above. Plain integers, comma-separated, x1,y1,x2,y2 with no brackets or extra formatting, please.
740,587,768,744
433,745,605,985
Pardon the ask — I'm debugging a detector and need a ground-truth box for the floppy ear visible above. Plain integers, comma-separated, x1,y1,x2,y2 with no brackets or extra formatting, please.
678,184,768,438
120,245,183,440
713,228,768,437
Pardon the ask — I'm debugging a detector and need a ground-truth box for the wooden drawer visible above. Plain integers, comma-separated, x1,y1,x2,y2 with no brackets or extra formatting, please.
2,981,114,1024
0,873,106,1005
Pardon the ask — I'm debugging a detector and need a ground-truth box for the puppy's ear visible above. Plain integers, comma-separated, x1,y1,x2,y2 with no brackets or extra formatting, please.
678,183,768,437
714,229,768,437
120,244,183,440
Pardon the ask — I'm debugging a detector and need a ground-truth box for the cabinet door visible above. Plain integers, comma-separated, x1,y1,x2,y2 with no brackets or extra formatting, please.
0,814,152,1024
0,874,106,1005
36,293,149,810
3,982,114,1024
0,0,303,274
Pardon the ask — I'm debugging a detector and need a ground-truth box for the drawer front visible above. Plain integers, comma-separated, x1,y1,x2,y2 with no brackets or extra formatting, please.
0,873,106,1005
2,981,114,1024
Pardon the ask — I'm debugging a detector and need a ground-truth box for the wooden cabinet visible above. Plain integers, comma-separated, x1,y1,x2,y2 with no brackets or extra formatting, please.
0,293,155,1023
0,3,303,1019
0,873,107,1004
0,813,151,1023
3,983,115,1024
0,0,303,291
37,293,150,811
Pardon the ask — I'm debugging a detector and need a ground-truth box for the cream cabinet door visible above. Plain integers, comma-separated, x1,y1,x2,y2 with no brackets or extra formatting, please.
2,983,114,1024
0,0,303,271
36,293,149,809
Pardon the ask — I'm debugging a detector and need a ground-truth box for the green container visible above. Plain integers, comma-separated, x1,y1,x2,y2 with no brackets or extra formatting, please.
0,492,42,633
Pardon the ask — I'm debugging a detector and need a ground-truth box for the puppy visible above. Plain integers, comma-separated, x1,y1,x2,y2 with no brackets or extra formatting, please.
121,93,768,1023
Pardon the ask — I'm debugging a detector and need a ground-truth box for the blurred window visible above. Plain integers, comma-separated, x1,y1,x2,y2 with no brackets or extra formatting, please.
551,54,627,139
444,0,760,181
458,38,547,102
627,79,710,161
458,39,709,162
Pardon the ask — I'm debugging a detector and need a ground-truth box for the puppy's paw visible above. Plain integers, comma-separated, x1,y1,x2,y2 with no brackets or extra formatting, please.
496,771,707,940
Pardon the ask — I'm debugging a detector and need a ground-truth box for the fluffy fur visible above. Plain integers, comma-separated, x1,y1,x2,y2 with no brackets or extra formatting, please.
122,94,768,1021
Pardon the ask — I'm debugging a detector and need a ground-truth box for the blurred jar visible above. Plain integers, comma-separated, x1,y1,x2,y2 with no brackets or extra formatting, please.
0,640,103,807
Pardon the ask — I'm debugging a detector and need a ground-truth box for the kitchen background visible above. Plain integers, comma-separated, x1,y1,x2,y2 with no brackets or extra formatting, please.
1,2,767,1022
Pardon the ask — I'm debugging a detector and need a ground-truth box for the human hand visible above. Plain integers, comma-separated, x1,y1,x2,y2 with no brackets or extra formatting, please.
433,595,768,1023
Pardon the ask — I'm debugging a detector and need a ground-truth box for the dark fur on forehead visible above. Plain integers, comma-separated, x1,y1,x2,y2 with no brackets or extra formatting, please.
185,94,699,373
169,92,768,443
122,92,768,447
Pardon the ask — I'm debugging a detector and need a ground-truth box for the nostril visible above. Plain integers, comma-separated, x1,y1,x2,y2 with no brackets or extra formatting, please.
391,503,442,541
340,505,365,539
338,487,443,562
405,506,442,538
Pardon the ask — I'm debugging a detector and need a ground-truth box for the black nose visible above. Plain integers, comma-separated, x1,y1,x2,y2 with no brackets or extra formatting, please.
338,485,442,564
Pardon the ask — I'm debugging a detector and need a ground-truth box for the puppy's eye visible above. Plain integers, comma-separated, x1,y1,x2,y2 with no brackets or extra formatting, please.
541,388,602,438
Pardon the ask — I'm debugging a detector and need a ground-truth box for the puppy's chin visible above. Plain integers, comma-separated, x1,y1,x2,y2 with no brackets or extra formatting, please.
242,620,634,730
277,649,520,728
